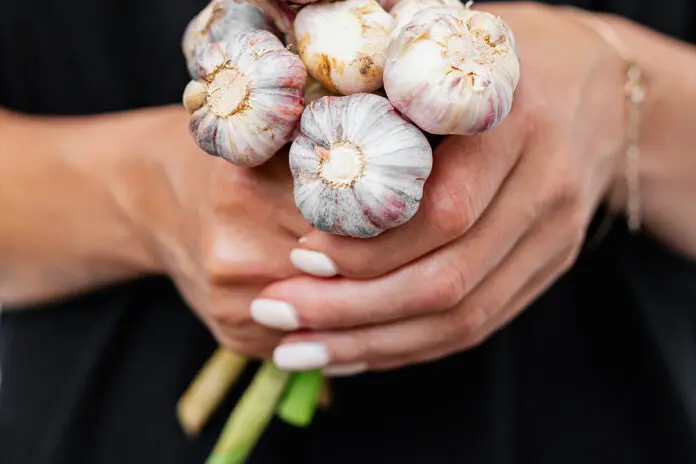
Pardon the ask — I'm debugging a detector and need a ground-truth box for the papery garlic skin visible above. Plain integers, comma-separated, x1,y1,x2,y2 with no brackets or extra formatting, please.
294,0,394,95
384,5,520,135
187,30,307,167
377,0,401,11
290,94,433,238
182,0,274,77
389,0,466,36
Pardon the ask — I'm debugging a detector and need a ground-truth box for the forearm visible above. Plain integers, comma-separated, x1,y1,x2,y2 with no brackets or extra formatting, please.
0,108,159,308
604,14,696,257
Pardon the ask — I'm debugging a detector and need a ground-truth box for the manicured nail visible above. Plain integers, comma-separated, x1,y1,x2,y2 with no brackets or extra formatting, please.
250,299,300,331
273,342,330,371
323,362,368,377
290,249,338,277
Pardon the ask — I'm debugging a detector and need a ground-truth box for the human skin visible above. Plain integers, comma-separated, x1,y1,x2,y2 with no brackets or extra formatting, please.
250,3,696,374
1,3,695,369
0,107,311,357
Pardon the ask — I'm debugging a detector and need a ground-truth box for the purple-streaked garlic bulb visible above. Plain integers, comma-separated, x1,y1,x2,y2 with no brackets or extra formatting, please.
183,30,307,167
294,0,394,95
289,93,433,238
384,4,520,135
182,0,275,77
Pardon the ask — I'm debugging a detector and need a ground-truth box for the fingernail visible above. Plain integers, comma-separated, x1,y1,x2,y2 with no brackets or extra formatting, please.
290,249,338,277
323,362,368,377
273,342,330,371
250,299,300,331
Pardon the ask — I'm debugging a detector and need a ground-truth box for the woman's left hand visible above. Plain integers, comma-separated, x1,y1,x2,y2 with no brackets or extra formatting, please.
251,3,631,374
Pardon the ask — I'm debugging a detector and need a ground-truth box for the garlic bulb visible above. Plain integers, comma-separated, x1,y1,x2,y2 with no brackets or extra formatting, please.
182,0,274,77
384,5,520,135
185,30,307,167
289,93,433,238
294,0,394,95
389,0,465,37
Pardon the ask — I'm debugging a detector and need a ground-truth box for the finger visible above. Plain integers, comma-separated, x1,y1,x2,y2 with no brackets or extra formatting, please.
201,223,305,285
374,246,579,373
289,117,529,278
252,140,557,332
270,202,585,372
204,284,286,359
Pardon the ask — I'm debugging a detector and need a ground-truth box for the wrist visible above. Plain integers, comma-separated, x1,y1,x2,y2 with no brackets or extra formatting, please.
106,105,208,276
597,14,696,256
55,109,165,275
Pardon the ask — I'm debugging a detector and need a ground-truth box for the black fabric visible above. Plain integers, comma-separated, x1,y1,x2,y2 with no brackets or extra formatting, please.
1,1,695,463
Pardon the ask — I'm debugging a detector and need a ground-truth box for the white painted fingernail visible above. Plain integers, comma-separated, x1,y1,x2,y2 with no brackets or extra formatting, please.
290,249,338,277
273,342,330,371
250,299,300,331
323,362,368,377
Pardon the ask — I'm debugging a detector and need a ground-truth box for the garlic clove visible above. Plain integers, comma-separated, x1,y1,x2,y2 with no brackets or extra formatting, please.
294,0,394,95
384,5,520,135
289,93,433,238
187,30,307,167
182,0,276,77
183,80,208,114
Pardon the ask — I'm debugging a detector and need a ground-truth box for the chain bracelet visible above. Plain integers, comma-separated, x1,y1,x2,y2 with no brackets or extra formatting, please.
570,10,647,232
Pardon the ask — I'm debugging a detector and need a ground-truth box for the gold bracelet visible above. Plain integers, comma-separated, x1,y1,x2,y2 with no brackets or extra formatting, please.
570,10,647,232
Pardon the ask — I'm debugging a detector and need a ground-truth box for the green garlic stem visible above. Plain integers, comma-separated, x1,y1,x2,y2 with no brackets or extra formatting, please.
206,361,291,464
178,348,248,436
276,370,324,427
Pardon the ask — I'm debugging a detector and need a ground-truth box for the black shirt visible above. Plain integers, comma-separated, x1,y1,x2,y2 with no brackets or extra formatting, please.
1,1,696,463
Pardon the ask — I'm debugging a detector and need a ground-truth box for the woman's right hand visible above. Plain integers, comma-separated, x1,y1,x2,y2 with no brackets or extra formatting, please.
119,106,312,357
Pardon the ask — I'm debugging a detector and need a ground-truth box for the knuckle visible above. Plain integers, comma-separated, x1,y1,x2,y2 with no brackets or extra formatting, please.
446,305,488,343
540,161,582,211
201,237,236,285
430,178,476,240
415,260,468,310
209,303,249,329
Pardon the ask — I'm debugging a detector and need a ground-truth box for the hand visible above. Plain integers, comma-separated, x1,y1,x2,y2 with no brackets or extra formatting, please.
249,3,629,373
119,106,312,358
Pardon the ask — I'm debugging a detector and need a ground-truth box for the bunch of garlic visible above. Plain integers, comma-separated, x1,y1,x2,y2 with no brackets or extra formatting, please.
183,30,307,167
180,0,520,234
384,3,520,135
294,0,394,94
289,93,432,238
182,0,276,76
